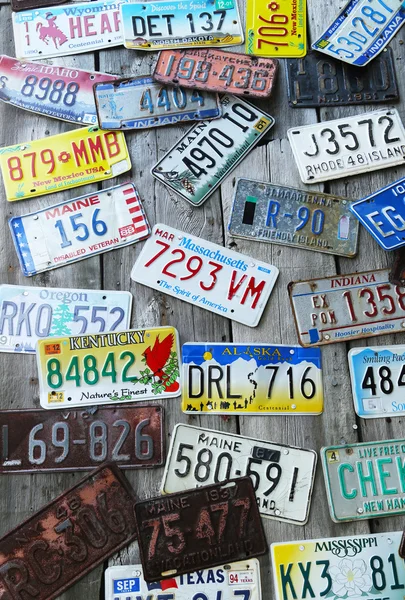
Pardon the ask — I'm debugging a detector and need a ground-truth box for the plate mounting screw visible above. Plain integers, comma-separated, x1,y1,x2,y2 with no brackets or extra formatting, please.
324,334,330,340
299,545,305,551
357,508,364,514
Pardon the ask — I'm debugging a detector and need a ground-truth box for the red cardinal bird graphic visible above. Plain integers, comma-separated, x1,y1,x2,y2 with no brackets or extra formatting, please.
143,333,179,393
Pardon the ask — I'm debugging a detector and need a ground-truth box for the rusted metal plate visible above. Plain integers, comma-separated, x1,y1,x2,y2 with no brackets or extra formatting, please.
11,0,65,12
0,463,137,600
153,49,278,98
135,476,268,582
0,405,164,474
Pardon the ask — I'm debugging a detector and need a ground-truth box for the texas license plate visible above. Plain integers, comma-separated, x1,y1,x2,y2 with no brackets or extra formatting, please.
12,0,129,60
0,404,164,473
93,75,221,130
0,127,130,201
271,532,404,600
0,284,131,354
246,0,306,57
36,326,181,409
312,0,405,66
228,178,359,257
289,268,405,346
288,108,405,184
9,183,150,276
285,48,399,107
120,0,243,50
131,224,279,327
161,423,317,524
135,477,267,581
153,49,278,98
152,94,274,206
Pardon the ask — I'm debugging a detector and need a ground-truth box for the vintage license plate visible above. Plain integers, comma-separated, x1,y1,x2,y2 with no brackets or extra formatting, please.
182,343,323,414
288,108,405,184
289,268,405,346
0,464,137,599
36,326,181,409
135,477,267,581
272,532,404,600
152,94,274,206
0,284,131,354
153,49,278,98
12,0,129,60
131,224,279,327
0,55,117,125
0,127,130,202
0,405,164,473
9,183,149,276
105,560,262,600
246,0,306,58
229,178,359,257
120,0,243,50
286,48,399,107
94,76,220,130
312,0,405,67
161,423,317,524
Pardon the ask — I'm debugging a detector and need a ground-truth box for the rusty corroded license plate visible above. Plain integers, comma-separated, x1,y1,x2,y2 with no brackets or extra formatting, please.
0,405,164,473
153,49,278,98
135,477,267,581
11,0,65,12
0,463,137,599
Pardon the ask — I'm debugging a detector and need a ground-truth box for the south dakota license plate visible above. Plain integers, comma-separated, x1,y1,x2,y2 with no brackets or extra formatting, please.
182,342,323,414
0,127,130,201
9,183,150,276
36,326,181,409
161,423,317,523
131,224,279,327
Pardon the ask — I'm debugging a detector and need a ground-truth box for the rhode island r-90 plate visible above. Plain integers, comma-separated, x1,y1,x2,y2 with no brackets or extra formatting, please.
288,108,405,184
161,423,317,524
131,224,279,327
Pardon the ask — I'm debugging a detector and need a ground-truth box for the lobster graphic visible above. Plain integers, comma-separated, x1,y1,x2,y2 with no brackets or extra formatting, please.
36,14,68,49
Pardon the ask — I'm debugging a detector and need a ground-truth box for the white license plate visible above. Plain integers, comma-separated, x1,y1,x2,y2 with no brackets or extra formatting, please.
288,108,405,184
9,183,150,276
0,285,131,354
162,424,317,524
131,224,279,327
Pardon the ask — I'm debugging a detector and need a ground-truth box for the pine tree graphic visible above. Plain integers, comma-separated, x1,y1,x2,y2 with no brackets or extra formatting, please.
50,304,73,336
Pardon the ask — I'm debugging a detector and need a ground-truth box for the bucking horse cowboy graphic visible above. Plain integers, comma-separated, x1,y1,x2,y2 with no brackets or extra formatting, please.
36,13,68,49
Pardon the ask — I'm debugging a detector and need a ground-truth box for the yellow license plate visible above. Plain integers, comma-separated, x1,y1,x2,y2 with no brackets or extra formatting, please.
246,0,306,58
0,126,131,201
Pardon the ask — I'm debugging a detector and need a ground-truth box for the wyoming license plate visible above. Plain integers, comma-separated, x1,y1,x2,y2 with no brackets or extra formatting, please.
9,183,149,276
0,127,130,201
152,94,274,206
161,423,317,524
288,108,405,184
130,224,279,327
228,178,359,257
181,343,323,414
36,326,181,409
